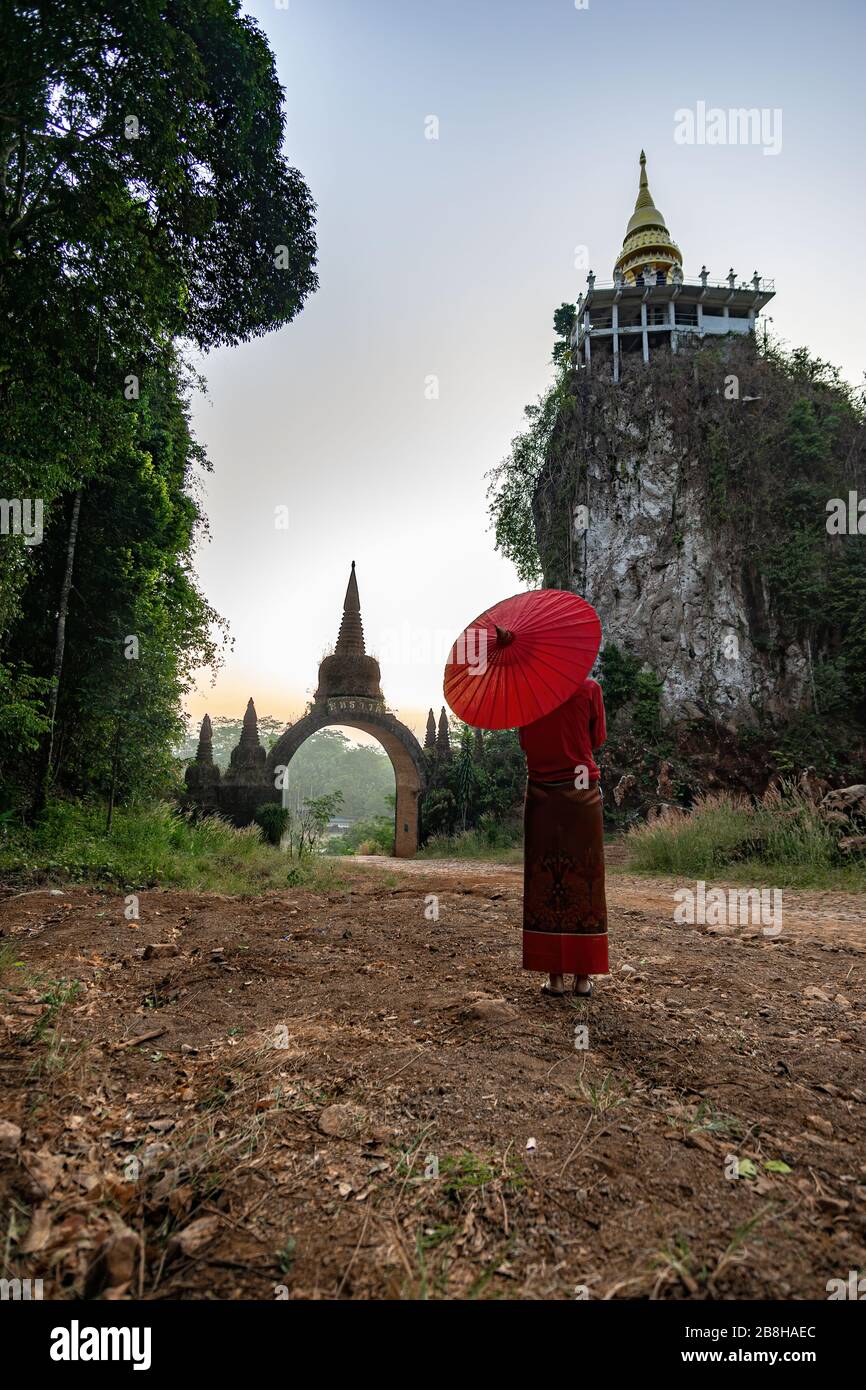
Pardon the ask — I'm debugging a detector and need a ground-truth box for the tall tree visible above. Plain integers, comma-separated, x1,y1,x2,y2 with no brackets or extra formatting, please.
455,728,479,831
0,2,319,807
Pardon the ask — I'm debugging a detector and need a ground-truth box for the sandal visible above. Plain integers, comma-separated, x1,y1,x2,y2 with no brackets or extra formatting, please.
541,984,568,998
573,980,593,999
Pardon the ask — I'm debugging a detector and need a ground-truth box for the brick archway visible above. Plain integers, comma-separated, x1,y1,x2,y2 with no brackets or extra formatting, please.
186,563,429,855
267,698,426,858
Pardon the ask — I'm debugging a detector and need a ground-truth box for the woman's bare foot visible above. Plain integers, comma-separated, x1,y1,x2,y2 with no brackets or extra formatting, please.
542,973,566,996
573,974,592,997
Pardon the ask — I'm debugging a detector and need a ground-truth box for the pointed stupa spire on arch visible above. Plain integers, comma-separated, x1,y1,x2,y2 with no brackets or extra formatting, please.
424,708,437,749
315,562,384,702
334,560,366,657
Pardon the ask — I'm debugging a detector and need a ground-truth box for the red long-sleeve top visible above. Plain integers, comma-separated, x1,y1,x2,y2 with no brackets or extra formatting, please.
518,678,606,783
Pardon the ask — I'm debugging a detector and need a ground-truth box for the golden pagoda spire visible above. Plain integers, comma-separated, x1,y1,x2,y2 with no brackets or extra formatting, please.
613,150,683,284
634,149,652,211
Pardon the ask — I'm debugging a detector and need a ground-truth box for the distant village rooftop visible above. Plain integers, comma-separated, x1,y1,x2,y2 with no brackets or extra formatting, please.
571,150,775,381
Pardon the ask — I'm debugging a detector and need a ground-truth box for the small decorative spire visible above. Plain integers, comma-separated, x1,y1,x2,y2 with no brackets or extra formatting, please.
424,708,437,749
226,697,267,779
185,713,220,792
238,697,259,748
196,714,214,765
437,706,452,759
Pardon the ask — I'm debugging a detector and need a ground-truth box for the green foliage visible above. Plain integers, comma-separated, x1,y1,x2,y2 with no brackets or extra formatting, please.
467,727,527,821
455,728,479,829
0,801,349,895
0,664,50,789
692,348,865,724
0,2,318,814
823,544,866,707
284,729,394,820
599,643,663,740
633,668,664,739
598,644,643,719
329,815,394,856
417,817,522,861
625,787,864,890
422,787,459,837
421,723,526,844
552,303,576,365
254,803,289,846
5,354,225,806
1,1,318,355
486,376,572,585
288,790,344,858
704,422,732,518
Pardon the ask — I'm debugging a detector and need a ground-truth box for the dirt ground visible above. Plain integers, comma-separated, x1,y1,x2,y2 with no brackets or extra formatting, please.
1,854,865,1301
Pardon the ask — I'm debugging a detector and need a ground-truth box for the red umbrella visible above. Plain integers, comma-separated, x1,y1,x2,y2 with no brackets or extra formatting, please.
443,589,601,730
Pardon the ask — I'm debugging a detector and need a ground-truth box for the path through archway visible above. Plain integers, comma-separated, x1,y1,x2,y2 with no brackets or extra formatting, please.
267,700,426,857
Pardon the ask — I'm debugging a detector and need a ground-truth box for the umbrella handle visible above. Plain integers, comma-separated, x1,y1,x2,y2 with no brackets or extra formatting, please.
495,625,515,648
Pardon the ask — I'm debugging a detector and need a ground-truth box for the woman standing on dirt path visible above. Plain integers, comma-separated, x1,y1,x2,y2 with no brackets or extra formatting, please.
518,677,609,1000
443,589,606,1002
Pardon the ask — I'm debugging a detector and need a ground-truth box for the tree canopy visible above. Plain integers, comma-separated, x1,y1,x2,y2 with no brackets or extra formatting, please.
0,2,318,809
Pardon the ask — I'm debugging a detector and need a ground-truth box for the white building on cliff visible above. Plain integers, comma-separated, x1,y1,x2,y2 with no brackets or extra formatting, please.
571,151,775,381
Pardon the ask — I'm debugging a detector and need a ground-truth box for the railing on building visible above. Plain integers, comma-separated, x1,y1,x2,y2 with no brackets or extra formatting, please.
577,272,774,294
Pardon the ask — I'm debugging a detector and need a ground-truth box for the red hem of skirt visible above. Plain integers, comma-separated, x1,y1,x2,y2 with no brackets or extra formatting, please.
523,931,609,975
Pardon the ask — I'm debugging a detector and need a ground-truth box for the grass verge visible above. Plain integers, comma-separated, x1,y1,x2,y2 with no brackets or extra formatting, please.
624,787,866,890
0,800,356,895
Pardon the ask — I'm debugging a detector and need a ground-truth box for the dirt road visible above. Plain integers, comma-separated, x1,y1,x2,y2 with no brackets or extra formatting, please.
1,857,864,1299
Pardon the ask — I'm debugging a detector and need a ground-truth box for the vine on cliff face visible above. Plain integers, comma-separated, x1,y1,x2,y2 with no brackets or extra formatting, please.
486,370,571,585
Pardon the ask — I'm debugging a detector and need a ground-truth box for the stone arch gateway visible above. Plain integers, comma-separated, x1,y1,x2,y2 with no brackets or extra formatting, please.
266,564,427,857
185,563,427,855
267,700,426,858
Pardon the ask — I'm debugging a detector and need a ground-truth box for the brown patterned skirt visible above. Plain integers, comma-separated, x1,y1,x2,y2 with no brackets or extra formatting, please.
523,780,609,975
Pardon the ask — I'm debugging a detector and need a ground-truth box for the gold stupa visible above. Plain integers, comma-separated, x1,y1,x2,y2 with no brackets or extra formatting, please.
613,150,683,284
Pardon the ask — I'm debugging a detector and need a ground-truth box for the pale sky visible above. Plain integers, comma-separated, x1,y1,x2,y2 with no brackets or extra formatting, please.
186,0,866,741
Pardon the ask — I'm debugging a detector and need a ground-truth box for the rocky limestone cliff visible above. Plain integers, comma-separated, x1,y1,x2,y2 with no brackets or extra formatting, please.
532,336,865,731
